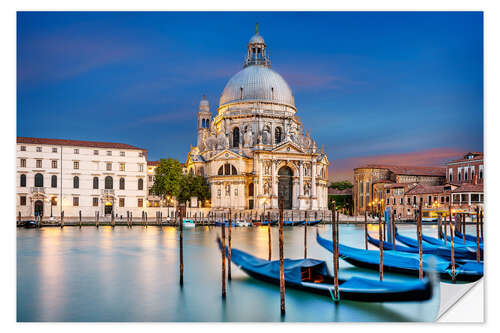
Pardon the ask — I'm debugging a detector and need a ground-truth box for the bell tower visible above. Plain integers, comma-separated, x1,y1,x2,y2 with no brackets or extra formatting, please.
197,95,211,148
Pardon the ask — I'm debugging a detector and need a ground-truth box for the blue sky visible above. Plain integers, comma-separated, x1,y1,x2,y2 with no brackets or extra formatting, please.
17,12,483,179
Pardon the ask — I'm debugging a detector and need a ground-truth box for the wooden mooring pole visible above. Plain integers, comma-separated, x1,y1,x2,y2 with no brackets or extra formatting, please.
461,214,466,244
228,209,232,281
444,211,447,247
304,208,308,259
267,211,272,261
391,210,396,249
96,211,99,228
61,211,64,228
179,207,184,286
378,208,383,281
364,210,368,250
221,211,226,298
418,201,423,280
279,198,285,315
79,210,82,227
18,211,21,225
332,203,339,300
449,205,456,283
111,212,115,227
438,215,442,239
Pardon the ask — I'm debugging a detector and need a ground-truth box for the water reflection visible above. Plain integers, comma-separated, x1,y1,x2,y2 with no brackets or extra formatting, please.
17,224,443,322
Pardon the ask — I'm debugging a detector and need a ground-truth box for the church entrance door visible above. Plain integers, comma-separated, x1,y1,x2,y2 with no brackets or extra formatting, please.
278,166,293,209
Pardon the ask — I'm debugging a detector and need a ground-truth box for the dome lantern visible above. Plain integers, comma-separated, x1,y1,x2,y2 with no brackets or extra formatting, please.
244,23,270,68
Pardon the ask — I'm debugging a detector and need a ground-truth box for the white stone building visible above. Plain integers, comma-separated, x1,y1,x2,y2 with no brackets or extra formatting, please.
16,137,149,220
185,28,330,213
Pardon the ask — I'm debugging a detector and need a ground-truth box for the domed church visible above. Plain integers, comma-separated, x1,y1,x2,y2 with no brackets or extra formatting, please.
185,26,330,213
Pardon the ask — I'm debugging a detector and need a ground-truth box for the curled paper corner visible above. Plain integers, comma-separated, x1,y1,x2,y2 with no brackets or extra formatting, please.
437,279,484,322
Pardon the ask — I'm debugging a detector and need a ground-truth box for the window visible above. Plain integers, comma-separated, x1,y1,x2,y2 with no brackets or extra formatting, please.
120,151,125,157
106,163,112,171
393,198,396,205
120,163,125,171
218,166,224,175
119,198,125,207
34,173,43,187
139,152,144,157
232,127,240,147
428,196,432,204
458,172,462,182
138,178,144,190
20,146,26,151
52,147,57,153
52,160,57,168
93,197,99,207
464,169,468,181
413,196,417,205
479,169,483,179
138,164,144,172
94,150,99,155
119,177,125,190
148,175,153,182
249,183,254,196
441,196,445,203
93,177,99,189
74,149,79,154
73,197,79,206
107,151,112,156
20,174,26,187
407,197,411,205
138,198,143,207
20,196,26,206
36,147,42,152
275,127,282,144
51,175,57,188
20,159,26,168
36,160,42,168
225,184,230,196
400,198,403,205
105,176,113,189
74,161,79,169
73,176,79,189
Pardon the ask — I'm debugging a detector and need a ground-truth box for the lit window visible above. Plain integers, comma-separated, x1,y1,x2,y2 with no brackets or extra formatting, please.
74,149,79,154
52,147,57,153
20,159,26,168
120,163,125,171
73,197,79,206
36,159,42,168
93,197,99,207
74,161,79,169
138,198,143,207
20,146,26,151
36,147,42,152
106,163,112,171
52,160,57,168
119,198,125,207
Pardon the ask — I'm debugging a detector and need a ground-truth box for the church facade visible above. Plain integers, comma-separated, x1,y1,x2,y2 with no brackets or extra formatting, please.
185,28,330,212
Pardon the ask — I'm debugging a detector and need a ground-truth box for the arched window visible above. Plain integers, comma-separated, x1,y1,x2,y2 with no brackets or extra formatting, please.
105,176,113,189
218,166,224,175
275,127,282,144
202,119,206,128
73,176,79,189
93,177,99,189
198,167,204,176
20,174,26,187
51,175,57,188
220,163,237,176
138,178,144,190
233,127,240,147
34,173,43,187
249,183,254,196
206,119,210,128
119,177,125,190
232,165,237,175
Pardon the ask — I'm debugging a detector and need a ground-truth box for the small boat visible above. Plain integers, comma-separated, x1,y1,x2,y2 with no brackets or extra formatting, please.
317,232,483,282
369,233,480,261
423,233,483,251
235,220,252,227
215,221,237,227
182,219,195,228
282,220,302,226
454,230,483,244
260,220,278,226
217,238,433,302
23,220,37,228
302,219,322,226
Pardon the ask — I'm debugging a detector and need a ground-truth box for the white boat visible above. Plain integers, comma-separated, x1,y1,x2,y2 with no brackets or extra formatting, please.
235,220,252,227
183,219,196,228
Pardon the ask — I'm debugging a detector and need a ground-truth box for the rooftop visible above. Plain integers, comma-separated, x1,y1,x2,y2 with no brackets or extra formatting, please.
17,137,147,151
355,164,446,177
452,183,484,193
405,184,449,195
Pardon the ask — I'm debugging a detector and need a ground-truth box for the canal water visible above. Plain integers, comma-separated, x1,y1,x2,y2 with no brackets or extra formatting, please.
17,223,472,322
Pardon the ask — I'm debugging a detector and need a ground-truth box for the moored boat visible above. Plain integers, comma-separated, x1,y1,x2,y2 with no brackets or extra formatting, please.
302,219,321,226
183,219,196,228
217,238,433,302
454,230,483,244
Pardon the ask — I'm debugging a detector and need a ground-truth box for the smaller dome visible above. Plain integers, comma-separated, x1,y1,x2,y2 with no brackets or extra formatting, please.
199,95,209,106
249,33,265,44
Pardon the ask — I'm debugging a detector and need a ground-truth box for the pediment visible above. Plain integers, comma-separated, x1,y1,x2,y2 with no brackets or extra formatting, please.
271,141,304,154
211,149,242,161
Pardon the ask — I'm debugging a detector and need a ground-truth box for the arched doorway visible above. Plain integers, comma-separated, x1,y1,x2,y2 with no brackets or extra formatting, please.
104,201,113,215
34,200,44,217
278,166,293,209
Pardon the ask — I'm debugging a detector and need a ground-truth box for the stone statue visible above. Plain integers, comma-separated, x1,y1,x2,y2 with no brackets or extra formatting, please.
216,133,226,150
263,181,271,195
304,181,311,196
262,127,271,145
244,127,253,147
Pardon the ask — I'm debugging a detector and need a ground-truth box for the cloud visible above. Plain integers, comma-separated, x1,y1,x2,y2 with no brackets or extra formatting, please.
329,147,468,182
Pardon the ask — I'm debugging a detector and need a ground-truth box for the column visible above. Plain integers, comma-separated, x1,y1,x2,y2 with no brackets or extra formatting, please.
311,161,317,197
259,158,263,197
299,162,304,196
468,193,471,206
271,160,277,196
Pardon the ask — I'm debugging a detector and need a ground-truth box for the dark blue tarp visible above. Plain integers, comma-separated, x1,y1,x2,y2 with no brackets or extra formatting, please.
455,230,483,244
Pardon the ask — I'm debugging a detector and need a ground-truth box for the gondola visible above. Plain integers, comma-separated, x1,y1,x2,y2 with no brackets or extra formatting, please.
215,221,237,227
260,220,278,226
22,220,37,228
217,238,433,302
454,230,483,244
317,232,483,282
283,220,303,226
423,233,483,251
393,232,481,261
302,219,322,226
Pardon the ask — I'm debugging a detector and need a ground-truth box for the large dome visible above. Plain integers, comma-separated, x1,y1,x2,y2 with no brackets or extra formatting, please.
219,65,295,108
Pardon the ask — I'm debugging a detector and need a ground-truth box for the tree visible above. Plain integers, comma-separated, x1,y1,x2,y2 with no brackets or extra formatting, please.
329,180,353,190
149,158,183,199
178,173,211,206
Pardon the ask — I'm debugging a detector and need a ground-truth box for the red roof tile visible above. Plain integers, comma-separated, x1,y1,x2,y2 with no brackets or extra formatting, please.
147,160,159,166
355,164,446,177
17,137,147,151
452,183,484,193
405,184,448,195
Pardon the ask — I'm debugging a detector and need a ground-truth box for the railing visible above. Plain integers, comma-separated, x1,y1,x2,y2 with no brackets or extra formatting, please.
102,189,114,195
31,187,45,193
